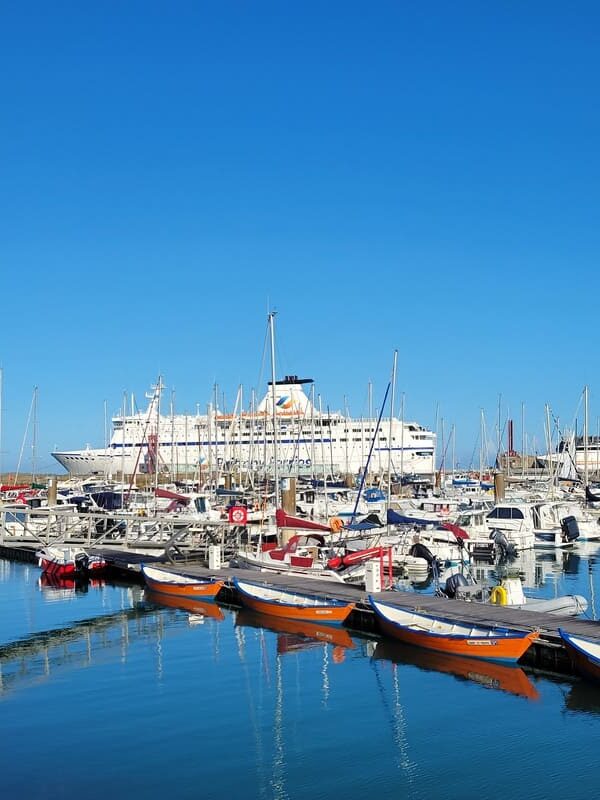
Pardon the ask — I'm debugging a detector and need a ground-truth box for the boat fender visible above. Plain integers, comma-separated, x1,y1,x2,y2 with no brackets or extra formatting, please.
490,585,508,605
329,517,344,533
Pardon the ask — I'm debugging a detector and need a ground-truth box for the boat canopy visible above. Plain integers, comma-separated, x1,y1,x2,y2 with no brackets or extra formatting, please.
387,509,438,527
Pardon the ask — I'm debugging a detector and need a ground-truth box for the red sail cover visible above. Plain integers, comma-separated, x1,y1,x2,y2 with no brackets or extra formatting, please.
441,522,470,540
275,508,331,532
154,488,190,505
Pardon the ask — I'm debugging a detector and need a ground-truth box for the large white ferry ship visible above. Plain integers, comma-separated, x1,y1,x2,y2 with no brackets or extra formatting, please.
52,376,436,479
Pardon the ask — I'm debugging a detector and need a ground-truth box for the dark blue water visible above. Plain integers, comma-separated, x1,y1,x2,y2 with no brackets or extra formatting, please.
1,554,600,800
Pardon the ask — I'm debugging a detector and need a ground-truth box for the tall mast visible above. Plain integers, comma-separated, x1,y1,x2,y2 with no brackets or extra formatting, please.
521,401,525,479
584,385,589,487
399,392,405,479
31,385,38,483
268,312,280,508
155,377,161,495
497,393,502,466
170,389,175,478
120,391,126,506
0,367,3,480
310,384,316,482
319,394,328,518
387,350,398,513
596,417,599,479
479,409,485,482
343,395,349,477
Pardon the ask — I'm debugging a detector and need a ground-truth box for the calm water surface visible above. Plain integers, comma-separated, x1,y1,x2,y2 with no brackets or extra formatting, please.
1,553,600,800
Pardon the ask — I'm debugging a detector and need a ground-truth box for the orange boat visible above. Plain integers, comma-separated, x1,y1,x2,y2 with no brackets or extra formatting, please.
141,564,224,600
233,577,355,624
145,589,225,621
369,596,539,662
235,607,355,651
372,639,539,700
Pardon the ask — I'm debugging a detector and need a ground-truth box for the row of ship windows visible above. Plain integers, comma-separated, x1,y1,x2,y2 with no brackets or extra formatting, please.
114,438,431,446
118,420,430,438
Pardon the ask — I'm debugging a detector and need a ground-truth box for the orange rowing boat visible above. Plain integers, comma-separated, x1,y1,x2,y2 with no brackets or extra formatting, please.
369,596,538,662
141,564,224,600
233,577,355,624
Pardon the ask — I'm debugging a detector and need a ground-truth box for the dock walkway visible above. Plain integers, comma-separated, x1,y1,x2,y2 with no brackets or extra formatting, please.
110,555,600,673
5,542,600,675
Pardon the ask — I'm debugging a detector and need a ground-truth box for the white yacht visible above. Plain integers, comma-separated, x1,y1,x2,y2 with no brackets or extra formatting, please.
52,375,436,480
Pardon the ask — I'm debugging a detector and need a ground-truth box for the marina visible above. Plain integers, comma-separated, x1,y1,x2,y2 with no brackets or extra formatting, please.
2,536,600,676
3,3,600,797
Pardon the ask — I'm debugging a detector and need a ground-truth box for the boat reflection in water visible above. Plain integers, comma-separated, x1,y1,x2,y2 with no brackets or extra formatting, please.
564,679,600,715
235,607,355,659
371,639,540,701
144,589,225,622
38,572,106,599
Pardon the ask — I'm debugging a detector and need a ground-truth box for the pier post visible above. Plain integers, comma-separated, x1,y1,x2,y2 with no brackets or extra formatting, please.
281,477,296,514
47,476,58,506
494,471,505,502
280,477,296,546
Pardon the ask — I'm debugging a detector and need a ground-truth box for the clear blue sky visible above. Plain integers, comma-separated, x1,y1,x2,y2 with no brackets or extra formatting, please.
1,1,599,473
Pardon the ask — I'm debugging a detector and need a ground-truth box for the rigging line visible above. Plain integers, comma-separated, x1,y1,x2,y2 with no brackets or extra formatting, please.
467,427,480,472
351,381,391,521
256,320,270,400
15,387,36,484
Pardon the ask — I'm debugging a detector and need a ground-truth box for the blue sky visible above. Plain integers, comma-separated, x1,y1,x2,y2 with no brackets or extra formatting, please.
1,2,599,473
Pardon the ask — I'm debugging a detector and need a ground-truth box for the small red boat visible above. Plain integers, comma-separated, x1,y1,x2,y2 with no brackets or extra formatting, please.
141,564,224,599
369,596,539,662
37,547,107,578
559,628,600,683
233,576,355,624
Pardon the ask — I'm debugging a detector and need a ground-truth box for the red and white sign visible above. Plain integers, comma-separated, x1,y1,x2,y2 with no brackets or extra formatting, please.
228,505,248,525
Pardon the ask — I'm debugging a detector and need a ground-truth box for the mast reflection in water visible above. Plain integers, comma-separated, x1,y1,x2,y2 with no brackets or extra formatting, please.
2,557,600,799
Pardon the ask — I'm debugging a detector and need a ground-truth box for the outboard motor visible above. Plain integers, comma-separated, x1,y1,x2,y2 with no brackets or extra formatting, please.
443,571,469,599
489,529,517,560
409,542,442,577
74,552,89,573
561,515,580,542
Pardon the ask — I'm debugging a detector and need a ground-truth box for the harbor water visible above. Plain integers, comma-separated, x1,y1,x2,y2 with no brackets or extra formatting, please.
2,552,600,800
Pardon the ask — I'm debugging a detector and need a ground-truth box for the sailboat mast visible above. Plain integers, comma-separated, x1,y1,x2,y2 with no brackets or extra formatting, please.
310,384,316,481
268,312,280,508
0,367,3,480
344,395,349,477
521,401,525,479
120,391,126,505
387,350,398,512
155,378,161,494
31,385,38,483
399,392,405,480
479,409,485,483
584,385,589,487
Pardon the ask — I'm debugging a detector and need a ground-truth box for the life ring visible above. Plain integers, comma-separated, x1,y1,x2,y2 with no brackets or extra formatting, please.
490,585,508,605
329,516,344,533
